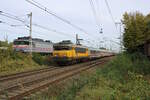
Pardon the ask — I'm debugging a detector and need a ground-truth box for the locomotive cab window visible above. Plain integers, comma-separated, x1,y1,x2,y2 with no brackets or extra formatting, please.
14,41,29,45
54,46,72,50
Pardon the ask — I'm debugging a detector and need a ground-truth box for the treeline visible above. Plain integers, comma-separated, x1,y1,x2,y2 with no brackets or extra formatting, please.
123,12,150,52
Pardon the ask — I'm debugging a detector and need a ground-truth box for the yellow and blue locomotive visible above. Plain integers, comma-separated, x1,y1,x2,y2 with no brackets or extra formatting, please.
53,40,114,65
53,40,89,65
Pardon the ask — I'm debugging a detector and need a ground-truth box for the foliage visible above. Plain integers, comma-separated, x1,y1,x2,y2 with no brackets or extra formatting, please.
0,40,55,76
99,52,150,82
29,53,150,100
122,12,150,52
57,77,90,100
0,41,49,76
75,72,150,100
32,53,52,66
0,41,9,47
74,53,150,100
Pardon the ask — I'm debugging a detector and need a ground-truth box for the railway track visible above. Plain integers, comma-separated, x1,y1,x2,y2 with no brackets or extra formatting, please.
0,56,112,100
0,67,59,82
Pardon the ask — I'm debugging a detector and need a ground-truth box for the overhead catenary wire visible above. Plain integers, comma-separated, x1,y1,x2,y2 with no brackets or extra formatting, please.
0,11,74,38
25,0,90,34
0,19,26,27
89,0,100,29
104,0,117,29
0,12,28,26
104,0,122,51
95,0,102,28
0,9,99,46
89,0,103,34
0,21,29,36
0,20,64,38
32,23,74,37
0,11,98,46
26,0,102,42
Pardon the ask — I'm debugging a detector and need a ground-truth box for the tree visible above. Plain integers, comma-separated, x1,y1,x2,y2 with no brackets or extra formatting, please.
122,12,149,52
145,14,150,40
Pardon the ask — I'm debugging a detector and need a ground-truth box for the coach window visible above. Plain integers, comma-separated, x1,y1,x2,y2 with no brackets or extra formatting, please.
32,43,35,47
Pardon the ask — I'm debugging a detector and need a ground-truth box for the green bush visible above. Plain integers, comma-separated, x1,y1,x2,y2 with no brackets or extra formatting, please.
32,53,53,66
62,52,150,100
57,77,90,100
73,53,150,100
0,42,42,75
98,52,150,82
0,41,9,47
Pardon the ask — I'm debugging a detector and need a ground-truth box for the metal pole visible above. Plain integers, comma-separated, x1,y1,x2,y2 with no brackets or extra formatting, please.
28,12,32,56
115,22,122,52
76,34,78,45
76,34,83,45
119,23,122,52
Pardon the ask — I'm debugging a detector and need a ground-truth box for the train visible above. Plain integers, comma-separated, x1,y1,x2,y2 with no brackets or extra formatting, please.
53,40,114,65
13,36,53,54
13,37,114,65
53,40,89,64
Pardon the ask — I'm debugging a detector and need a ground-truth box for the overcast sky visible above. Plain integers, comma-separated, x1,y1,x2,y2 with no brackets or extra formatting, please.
0,0,150,51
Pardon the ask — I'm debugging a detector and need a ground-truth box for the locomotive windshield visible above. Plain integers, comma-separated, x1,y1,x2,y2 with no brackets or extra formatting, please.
54,46,72,50
14,41,29,45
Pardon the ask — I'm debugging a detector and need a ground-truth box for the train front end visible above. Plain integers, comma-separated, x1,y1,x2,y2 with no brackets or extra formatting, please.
53,40,90,65
13,39,30,53
53,44,74,65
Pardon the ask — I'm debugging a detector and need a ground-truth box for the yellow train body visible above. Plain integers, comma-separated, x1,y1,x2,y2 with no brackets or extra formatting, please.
53,45,89,64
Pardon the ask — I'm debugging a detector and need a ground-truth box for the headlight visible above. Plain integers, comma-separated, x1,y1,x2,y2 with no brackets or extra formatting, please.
63,54,67,57
54,54,58,57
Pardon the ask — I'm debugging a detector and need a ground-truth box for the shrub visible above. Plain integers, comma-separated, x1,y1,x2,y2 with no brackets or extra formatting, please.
0,42,42,75
97,52,150,82
74,53,150,100
28,52,150,100
32,53,52,66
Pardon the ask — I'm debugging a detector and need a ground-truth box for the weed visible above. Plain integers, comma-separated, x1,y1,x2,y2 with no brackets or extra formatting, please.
28,52,150,100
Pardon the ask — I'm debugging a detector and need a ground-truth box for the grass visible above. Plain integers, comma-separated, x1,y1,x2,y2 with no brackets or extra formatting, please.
0,41,51,76
0,48,41,76
28,52,150,100
75,72,150,100
75,53,150,100
1,40,150,99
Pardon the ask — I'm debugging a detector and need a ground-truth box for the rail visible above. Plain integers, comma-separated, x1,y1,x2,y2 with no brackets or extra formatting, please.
0,56,113,100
